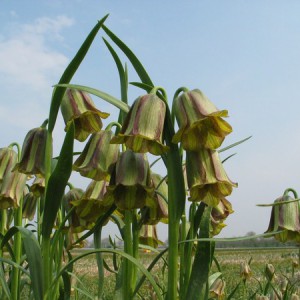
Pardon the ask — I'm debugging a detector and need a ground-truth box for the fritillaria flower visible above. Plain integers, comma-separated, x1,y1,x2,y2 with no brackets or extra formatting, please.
71,180,112,224
30,176,45,197
22,191,38,221
139,225,163,249
61,88,109,142
240,261,252,281
13,125,47,176
0,169,27,209
0,147,18,182
141,173,168,225
107,150,154,210
172,89,232,151
265,194,300,243
73,130,119,181
265,263,275,281
110,93,168,155
186,149,237,206
209,278,226,300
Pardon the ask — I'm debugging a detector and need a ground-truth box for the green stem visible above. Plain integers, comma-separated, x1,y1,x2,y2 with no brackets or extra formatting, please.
0,209,7,235
132,210,139,288
179,214,186,298
123,210,133,300
94,226,104,299
284,188,298,198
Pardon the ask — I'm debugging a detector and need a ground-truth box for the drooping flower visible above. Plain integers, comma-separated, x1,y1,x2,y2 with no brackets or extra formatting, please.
22,191,38,221
0,169,27,209
0,147,18,183
265,193,300,243
209,278,226,300
30,176,45,197
73,130,119,181
13,126,48,176
172,89,232,150
210,198,234,236
71,180,113,223
265,263,275,281
240,261,252,280
141,173,168,225
139,225,163,249
60,89,109,142
106,150,154,210
110,93,168,155
186,149,237,206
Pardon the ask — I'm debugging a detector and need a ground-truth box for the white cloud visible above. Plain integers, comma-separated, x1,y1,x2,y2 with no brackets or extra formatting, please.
0,15,74,90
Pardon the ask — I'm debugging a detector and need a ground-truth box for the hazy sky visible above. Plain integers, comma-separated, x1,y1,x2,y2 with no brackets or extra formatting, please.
1,1,300,241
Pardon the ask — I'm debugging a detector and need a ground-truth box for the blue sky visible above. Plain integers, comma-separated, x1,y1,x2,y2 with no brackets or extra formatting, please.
1,1,300,241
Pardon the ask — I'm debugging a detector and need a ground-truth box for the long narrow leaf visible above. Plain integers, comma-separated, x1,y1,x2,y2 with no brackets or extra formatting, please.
219,136,252,153
102,25,154,86
1,226,43,300
48,15,109,132
55,84,130,113
42,122,74,238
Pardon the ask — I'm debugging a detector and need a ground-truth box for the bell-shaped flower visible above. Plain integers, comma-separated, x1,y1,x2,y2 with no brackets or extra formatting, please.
71,180,112,224
265,194,300,243
209,278,226,300
107,150,154,210
63,187,93,233
186,149,237,206
61,88,109,142
110,94,168,155
73,130,119,181
30,176,45,197
139,225,163,249
172,89,232,150
210,198,234,236
265,263,275,281
22,191,38,221
0,147,18,183
13,126,48,176
0,169,27,209
141,173,168,225
240,261,252,281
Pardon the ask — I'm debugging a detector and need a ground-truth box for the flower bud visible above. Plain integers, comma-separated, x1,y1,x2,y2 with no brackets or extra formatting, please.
172,89,232,150
186,149,237,206
61,89,109,142
209,278,226,299
73,130,119,181
13,126,47,176
265,194,300,243
240,261,252,280
107,150,154,210
71,180,112,223
141,173,168,225
139,225,162,249
111,94,168,155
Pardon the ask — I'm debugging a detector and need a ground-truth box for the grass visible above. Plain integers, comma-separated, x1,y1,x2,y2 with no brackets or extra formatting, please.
65,247,300,299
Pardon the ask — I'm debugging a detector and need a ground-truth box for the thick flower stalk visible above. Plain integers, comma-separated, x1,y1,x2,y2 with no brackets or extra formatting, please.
110,93,169,155
172,88,232,151
107,150,154,210
265,193,300,242
71,179,112,223
73,130,119,180
60,88,109,142
141,173,168,225
13,125,48,176
186,149,237,206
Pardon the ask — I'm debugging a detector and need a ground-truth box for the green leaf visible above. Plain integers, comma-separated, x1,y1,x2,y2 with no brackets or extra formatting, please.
1,226,43,300
102,25,154,86
48,15,109,132
219,136,252,153
42,122,74,238
55,84,130,113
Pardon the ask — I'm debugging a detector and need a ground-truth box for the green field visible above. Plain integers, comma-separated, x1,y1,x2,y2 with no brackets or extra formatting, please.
64,247,300,299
